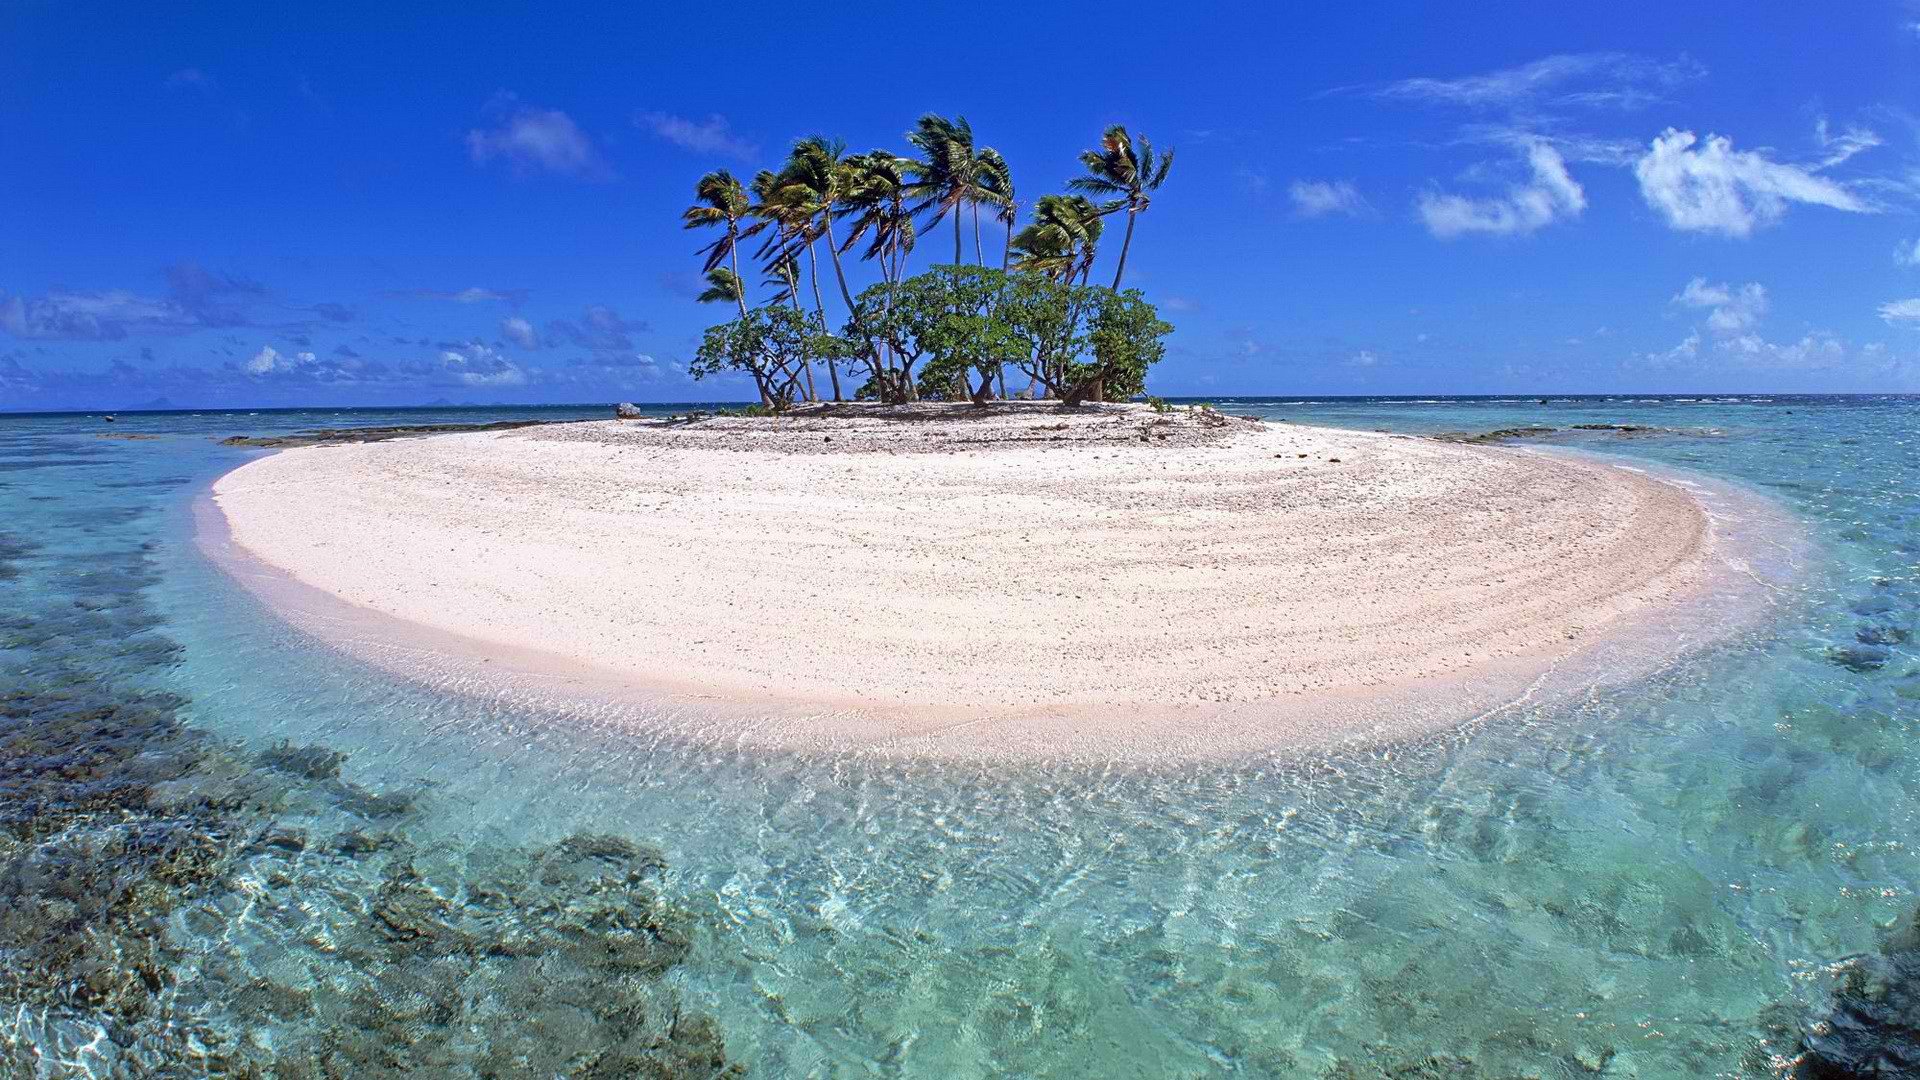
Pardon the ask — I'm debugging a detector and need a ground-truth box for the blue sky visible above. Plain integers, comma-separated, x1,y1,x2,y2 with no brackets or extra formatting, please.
4,1,1920,410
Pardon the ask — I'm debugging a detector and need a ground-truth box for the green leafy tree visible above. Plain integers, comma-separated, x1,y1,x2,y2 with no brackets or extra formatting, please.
689,305,825,410
1069,125,1174,289
891,266,1023,403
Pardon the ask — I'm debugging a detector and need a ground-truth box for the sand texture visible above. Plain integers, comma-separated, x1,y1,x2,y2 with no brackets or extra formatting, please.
209,403,1732,759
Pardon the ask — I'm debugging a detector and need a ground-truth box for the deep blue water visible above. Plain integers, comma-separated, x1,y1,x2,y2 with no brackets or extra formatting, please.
1,395,1916,1077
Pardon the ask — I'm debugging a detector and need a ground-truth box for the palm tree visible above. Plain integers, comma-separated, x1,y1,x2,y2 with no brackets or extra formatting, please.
1069,125,1174,289
905,114,1002,265
777,136,862,399
839,150,920,399
695,268,743,306
682,170,754,318
1011,194,1105,284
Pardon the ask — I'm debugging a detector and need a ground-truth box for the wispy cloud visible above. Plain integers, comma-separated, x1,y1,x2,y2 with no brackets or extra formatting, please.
1289,180,1374,218
164,68,216,92
1812,117,1882,170
633,111,757,162
384,286,530,306
467,94,610,180
0,262,266,341
1881,298,1920,324
1418,142,1585,238
1896,238,1920,267
1633,128,1872,237
1338,52,1704,111
545,304,649,353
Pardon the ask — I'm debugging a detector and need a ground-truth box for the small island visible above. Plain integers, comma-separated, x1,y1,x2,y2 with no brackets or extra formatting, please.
210,401,1723,761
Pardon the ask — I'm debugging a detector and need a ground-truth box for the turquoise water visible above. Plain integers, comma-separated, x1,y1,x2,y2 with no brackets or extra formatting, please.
2,397,1916,1077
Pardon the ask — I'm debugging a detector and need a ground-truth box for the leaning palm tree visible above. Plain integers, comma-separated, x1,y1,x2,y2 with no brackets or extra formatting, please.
905,114,1002,265
1068,125,1174,289
681,170,754,317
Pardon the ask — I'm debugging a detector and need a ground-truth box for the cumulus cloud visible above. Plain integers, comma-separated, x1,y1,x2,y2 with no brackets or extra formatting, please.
1881,298,1920,324
244,346,316,376
1633,129,1871,237
1289,180,1374,218
501,316,540,349
437,341,527,386
1645,278,1865,375
1674,278,1769,334
633,111,757,161
467,96,609,179
1418,142,1585,238
1349,52,1703,110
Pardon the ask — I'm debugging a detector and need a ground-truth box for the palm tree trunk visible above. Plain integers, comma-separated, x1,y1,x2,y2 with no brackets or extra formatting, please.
727,221,749,319
1110,208,1138,290
823,216,858,313
972,203,983,266
805,239,842,401
952,198,963,264
1001,217,1012,271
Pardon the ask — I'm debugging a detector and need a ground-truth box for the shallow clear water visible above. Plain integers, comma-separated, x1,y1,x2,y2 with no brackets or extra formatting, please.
2,397,1916,1077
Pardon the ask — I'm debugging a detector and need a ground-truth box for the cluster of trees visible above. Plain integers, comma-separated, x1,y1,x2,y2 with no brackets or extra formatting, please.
681,116,1175,407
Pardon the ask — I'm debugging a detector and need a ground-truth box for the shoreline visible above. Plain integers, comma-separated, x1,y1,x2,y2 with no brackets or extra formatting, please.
202,405,1803,763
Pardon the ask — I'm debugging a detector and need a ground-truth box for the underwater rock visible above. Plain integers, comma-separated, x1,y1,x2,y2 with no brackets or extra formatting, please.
1795,907,1920,1077
1429,426,1558,445
0,537,740,1076
1857,624,1910,647
257,739,347,780
1827,644,1891,673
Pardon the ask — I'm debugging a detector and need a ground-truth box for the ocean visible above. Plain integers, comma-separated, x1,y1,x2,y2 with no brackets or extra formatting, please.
1,395,1914,1077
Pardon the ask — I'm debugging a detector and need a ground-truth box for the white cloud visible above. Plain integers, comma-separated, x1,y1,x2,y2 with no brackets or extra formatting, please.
1880,298,1920,324
1289,180,1374,218
633,111,757,161
1674,278,1769,334
467,98,609,179
1897,239,1920,267
1349,349,1379,366
1418,142,1585,238
1633,129,1871,237
501,316,539,349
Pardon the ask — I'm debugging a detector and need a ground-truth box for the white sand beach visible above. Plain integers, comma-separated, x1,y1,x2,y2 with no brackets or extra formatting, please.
210,404,1728,759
